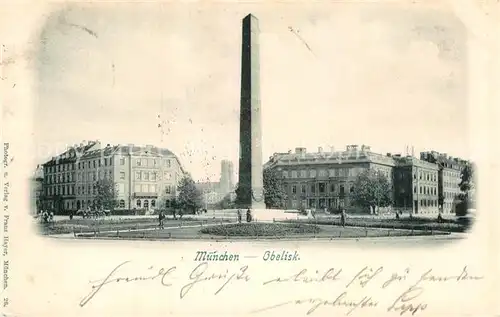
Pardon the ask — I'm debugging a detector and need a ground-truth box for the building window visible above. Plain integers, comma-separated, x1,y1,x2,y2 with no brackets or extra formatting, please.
165,159,171,167
134,184,141,192
144,172,149,181
291,171,298,178
310,184,315,193
109,158,113,166
414,186,416,193
150,184,156,193
104,158,108,166
141,158,147,166
120,158,125,165
350,186,354,193
300,170,306,178
340,185,345,196
144,200,149,208
136,200,141,208
151,200,156,208
292,185,297,194
283,171,288,178
151,173,157,181
165,185,171,194
142,184,148,192
310,170,317,178
301,185,306,194
164,172,171,180
137,159,141,166
135,172,141,180
319,183,325,193
330,184,335,192
119,200,125,208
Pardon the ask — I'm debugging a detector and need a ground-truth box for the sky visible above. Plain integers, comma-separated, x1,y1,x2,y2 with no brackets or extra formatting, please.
34,2,469,182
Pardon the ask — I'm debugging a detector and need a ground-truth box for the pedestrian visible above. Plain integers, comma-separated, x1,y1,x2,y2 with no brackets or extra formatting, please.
159,210,165,229
49,211,54,223
69,210,73,220
437,212,443,223
237,209,242,224
340,209,346,228
246,208,252,223
395,211,400,220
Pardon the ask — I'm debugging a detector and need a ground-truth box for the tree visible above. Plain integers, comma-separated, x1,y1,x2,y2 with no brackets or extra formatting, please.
459,164,474,200
216,193,234,209
457,164,475,216
264,168,287,209
95,179,118,211
177,174,203,215
350,169,393,214
438,193,445,212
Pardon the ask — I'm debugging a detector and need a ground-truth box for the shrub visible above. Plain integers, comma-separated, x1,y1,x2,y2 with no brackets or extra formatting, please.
200,223,321,236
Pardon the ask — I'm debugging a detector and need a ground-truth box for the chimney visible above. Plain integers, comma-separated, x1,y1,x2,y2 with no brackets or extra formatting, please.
386,153,391,157
295,147,306,154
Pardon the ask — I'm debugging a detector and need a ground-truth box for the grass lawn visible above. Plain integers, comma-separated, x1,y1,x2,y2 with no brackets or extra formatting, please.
199,223,321,237
38,217,228,235
84,222,449,240
279,216,471,233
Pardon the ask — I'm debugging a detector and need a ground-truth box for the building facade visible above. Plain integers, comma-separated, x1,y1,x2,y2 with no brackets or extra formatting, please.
41,140,100,212
393,156,439,214
420,151,468,213
42,141,184,213
265,145,455,215
266,145,395,212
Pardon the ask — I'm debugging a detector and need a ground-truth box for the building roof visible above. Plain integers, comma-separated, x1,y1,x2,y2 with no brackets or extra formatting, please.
420,151,469,170
42,141,184,173
43,141,100,166
266,149,395,168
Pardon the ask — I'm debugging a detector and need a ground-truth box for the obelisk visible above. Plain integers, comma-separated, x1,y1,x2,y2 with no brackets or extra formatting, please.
237,14,265,210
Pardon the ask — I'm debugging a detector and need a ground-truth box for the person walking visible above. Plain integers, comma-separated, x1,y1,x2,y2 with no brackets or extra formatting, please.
246,208,252,223
340,209,346,228
237,209,242,224
158,210,165,229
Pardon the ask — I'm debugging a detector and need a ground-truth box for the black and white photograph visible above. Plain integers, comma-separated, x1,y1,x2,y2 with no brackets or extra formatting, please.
30,2,476,244
1,1,496,316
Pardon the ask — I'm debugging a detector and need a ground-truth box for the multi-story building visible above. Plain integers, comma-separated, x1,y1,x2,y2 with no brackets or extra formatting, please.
393,156,439,214
196,160,236,208
75,143,184,212
420,151,468,214
42,141,184,213
41,140,100,212
266,145,395,212
266,145,446,215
